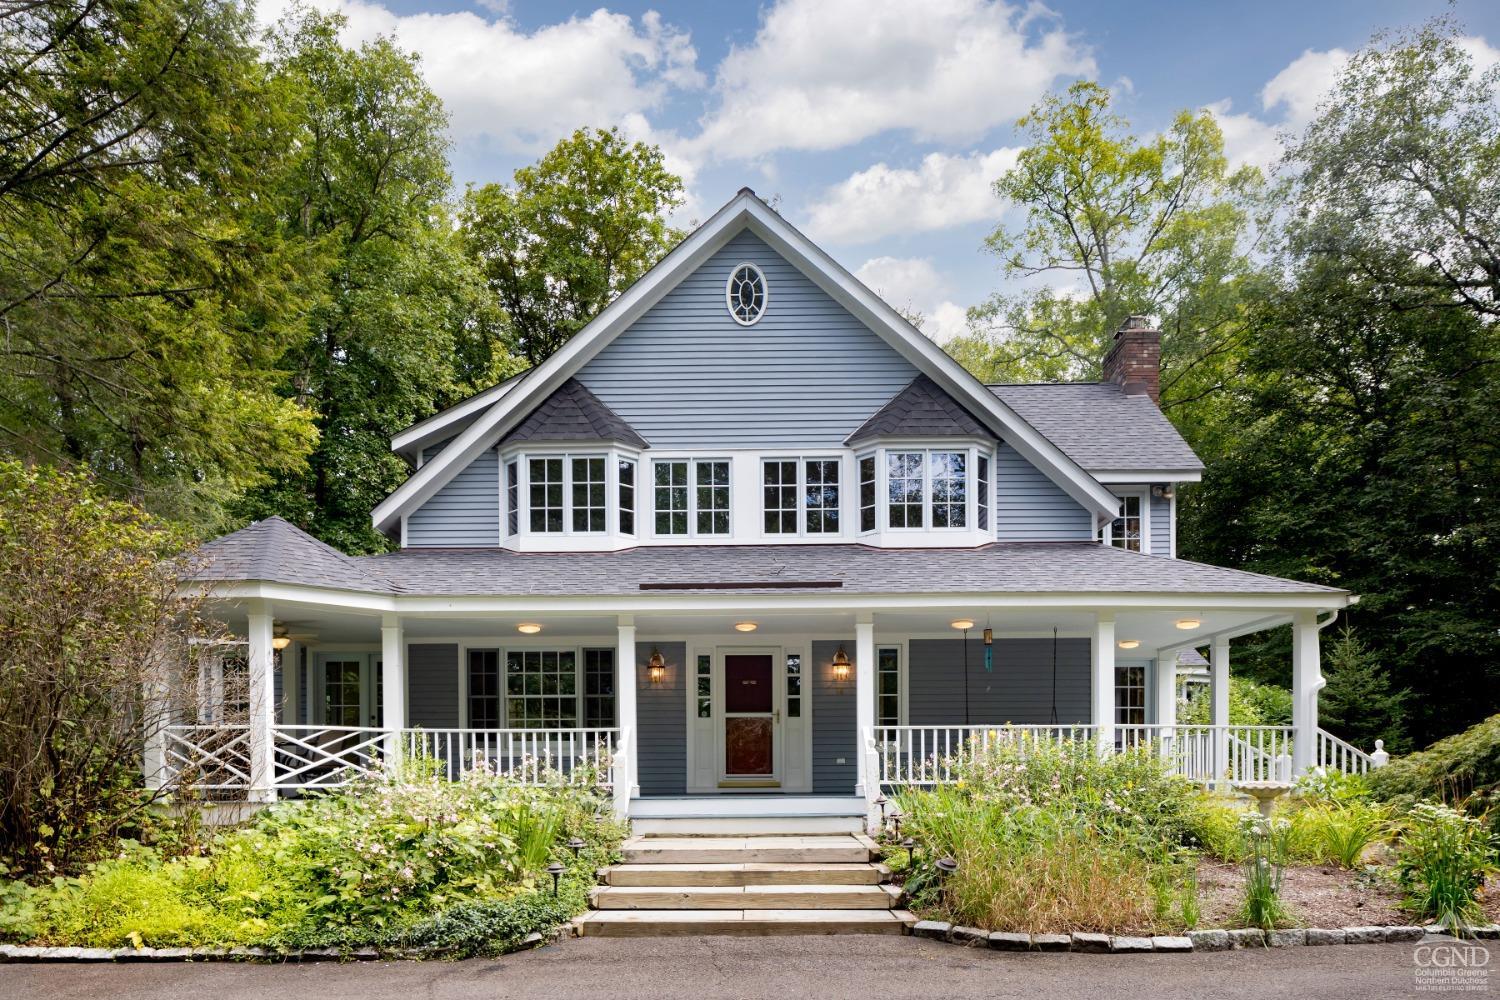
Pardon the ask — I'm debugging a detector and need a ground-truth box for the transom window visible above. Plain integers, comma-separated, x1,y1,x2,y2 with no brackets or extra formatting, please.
506,650,578,728
654,459,731,536
726,262,767,325
762,458,841,535
1101,494,1144,552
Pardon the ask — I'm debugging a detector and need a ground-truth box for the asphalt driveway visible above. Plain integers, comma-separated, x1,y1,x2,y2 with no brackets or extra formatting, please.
0,937,1449,1000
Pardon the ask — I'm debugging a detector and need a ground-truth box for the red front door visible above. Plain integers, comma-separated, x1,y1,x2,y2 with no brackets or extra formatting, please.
724,654,774,776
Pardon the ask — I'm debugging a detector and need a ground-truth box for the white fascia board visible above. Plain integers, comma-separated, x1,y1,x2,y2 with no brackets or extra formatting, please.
738,204,1120,520
1091,470,1204,484
371,194,752,535
391,376,529,456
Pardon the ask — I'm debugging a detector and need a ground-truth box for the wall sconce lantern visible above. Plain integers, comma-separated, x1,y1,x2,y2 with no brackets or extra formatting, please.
831,645,851,682
647,646,666,683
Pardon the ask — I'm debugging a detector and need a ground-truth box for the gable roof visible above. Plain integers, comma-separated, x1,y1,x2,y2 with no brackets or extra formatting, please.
846,375,988,446
371,189,1122,536
989,383,1204,477
505,377,648,449
392,368,533,458
185,517,394,593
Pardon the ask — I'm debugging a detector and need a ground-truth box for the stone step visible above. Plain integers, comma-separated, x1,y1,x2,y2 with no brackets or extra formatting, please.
591,884,901,910
621,835,873,865
602,862,889,887
575,909,916,937
631,815,865,836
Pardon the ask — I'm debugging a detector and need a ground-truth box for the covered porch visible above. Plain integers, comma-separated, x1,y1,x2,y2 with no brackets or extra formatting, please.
150,593,1386,819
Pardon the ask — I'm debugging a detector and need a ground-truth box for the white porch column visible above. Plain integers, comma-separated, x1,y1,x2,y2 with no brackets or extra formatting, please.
381,614,405,773
1210,636,1230,785
246,603,277,803
1153,652,1177,741
141,645,171,790
1291,610,1322,777
1091,613,1116,755
854,616,876,801
614,618,638,816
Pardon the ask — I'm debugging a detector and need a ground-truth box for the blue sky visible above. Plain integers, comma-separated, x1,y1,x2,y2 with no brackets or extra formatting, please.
257,0,1500,340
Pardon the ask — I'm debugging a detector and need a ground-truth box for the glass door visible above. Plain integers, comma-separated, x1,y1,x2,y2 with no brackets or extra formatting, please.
722,653,776,781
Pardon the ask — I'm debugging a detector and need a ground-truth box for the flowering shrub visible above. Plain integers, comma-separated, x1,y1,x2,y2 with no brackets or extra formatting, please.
1238,813,1293,929
3,764,625,950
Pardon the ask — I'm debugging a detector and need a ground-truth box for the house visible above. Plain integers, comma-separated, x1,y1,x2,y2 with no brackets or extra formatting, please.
159,188,1385,825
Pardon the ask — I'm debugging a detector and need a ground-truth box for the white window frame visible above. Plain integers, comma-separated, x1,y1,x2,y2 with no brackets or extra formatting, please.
858,453,878,535
875,643,906,727
1100,488,1151,554
725,261,769,326
884,447,974,533
652,457,732,538
504,447,639,541
761,456,843,537
1114,663,1147,726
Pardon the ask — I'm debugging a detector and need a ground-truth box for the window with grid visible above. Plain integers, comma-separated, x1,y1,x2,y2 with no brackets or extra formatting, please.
618,459,635,535
505,650,578,728
930,452,967,528
1114,665,1146,725
887,452,925,528
695,654,712,718
582,649,615,727
763,460,798,534
506,461,519,536
467,649,500,728
325,659,362,727
877,647,901,726
786,653,802,718
805,460,839,533
696,460,731,534
1102,495,1144,552
859,456,876,532
528,458,564,532
654,460,689,535
571,457,606,532
977,454,990,532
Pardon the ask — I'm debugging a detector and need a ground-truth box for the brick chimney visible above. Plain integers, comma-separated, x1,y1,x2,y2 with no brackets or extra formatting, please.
1103,315,1161,404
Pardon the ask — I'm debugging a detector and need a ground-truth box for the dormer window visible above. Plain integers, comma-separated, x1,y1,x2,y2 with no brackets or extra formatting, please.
726,263,767,325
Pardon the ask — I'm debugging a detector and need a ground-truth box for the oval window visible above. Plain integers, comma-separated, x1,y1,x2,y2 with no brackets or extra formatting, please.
726,263,767,325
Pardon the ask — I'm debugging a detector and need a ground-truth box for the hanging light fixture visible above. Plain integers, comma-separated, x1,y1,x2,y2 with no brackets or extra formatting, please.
647,647,666,683
831,645,851,682
271,632,291,651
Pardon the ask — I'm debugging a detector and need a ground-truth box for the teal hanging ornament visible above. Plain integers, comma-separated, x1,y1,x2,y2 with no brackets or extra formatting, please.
983,627,993,671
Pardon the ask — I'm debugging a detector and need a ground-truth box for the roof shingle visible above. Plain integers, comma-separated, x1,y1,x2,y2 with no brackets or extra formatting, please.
990,382,1203,473
846,375,988,446
505,377,648,449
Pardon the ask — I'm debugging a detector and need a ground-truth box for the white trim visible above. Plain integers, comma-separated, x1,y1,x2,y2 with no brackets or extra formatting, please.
371,191,1120,535
1092,469,1203,484
391,374,529,455
725,260,769,326
1169,490,1178,559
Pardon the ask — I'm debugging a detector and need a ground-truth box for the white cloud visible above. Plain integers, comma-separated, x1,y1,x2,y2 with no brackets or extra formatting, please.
803,147,1020,244
1259,47,1351,130
1202,99,1284,172
254,0,703,154
689,0,1093,161
855,256,970,343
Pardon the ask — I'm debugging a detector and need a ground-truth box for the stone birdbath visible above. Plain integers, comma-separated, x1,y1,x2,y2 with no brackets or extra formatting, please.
1234,781,1291,818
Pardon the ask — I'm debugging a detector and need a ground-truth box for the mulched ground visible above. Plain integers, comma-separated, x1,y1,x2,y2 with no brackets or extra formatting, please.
1196,858,1500,930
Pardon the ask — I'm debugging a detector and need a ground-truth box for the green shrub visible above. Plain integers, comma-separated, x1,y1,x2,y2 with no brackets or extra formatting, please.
1184,795,1253,861
1395,801,1498,931
1294,767,1373,806
1370,715,1500,824
1238,814,1293,930
1299,802,1390,868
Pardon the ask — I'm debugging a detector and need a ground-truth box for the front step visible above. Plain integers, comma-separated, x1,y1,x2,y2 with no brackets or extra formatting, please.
575,909,914,937
621,835,872,865
591,884,901,910
603,862,888,886
631,815,864,835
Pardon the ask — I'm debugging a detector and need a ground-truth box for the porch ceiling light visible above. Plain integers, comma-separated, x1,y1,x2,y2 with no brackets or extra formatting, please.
517,623,543,635
271,635,292,651
1118,639,1141,650
1175,619,1201,631
950,619,975,631
734,621,758,632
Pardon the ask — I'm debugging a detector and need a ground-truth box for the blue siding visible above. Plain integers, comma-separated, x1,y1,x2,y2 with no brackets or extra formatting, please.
577,232,920,448
636,641,686,796
406,447,499,547
812,639,856,794
994,443,1093,540
908,638,1091,725
1151,490,1171,556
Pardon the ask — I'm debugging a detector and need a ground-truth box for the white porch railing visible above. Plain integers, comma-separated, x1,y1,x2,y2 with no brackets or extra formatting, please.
160,725,619,795
870,724,1384,788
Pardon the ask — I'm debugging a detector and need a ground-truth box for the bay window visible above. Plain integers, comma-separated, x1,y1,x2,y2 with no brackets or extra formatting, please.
859,456,876,533
528,458,564,532
887,452,925,528
887,450,969,530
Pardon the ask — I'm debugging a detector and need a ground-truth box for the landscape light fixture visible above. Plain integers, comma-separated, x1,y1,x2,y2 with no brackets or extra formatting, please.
901,836,916,867
567,837,586,858
935,857,959,878
546,862,565,897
